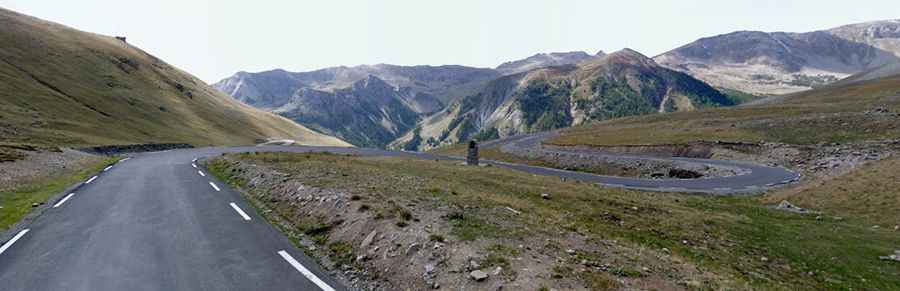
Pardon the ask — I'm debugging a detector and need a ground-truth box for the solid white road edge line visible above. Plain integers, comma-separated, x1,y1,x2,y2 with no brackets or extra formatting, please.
229,202,252,221
209,182,220,192
278,250,336,291
85,176,98,184
53,193,75,208
103,165,113,172
0,229,30,255
198,170,206,177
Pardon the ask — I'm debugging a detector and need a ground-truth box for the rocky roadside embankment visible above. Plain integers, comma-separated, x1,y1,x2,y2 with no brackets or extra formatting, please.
494,133,748,179
0,146,105,194
207,155,717,290
491,130,899,182
78,143,193,155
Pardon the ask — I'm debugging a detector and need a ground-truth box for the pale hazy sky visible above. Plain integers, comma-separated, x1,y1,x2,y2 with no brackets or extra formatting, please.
2,0,898,83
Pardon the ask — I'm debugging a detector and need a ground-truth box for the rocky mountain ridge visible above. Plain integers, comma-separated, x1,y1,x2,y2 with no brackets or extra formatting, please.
391,49,735,150
654,19,900,95
495,51,603,75
213,51,611,147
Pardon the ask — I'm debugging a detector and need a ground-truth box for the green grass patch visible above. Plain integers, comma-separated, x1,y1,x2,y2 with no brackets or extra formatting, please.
207,152,900,290
0,157,117,230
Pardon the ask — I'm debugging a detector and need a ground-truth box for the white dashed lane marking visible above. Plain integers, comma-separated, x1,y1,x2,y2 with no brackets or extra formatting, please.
278,250,336,291
0,229,30,256
103,165,113,172
209,182,220,192
229,203,252,221
53,193,75,208
85,176,98,184
198,170,206,177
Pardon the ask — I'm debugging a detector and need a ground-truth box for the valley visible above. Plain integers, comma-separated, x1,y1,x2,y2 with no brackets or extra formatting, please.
1,3,899,291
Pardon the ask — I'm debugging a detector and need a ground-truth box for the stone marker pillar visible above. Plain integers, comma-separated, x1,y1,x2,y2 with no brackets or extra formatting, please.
467,140,479,166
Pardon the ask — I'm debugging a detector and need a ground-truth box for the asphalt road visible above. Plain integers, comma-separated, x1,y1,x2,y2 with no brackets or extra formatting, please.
0,143,799,290
487,131,801,194
0,148,348,291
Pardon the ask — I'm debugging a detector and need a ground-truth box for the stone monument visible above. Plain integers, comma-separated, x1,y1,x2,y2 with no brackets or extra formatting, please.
466,140,479,166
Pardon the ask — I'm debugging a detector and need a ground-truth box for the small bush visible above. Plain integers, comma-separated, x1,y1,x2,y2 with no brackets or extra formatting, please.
429,234,445,242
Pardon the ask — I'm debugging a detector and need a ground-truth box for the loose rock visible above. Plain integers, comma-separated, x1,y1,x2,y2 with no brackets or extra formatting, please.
361,230,377,249
470,270,489,281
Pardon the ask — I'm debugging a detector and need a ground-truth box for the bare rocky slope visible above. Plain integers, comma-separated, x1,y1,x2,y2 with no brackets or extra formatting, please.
213,51,606,148
0,7,347,147
496,51,603,75
655,19,900,95
392,49,736,151
214,65,500,147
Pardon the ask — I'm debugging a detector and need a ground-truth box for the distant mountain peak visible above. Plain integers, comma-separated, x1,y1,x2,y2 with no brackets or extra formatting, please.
496,51,597,75
610,48,649,58
590,48,657,69
355,74,393,91
654,19,900,95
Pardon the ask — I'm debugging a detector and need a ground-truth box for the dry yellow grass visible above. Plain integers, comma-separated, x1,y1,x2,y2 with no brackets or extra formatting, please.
0,7,348,147
763,158,900,227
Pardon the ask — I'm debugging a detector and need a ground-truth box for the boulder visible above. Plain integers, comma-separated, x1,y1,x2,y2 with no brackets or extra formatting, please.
469,270,489,281
775,200,808,213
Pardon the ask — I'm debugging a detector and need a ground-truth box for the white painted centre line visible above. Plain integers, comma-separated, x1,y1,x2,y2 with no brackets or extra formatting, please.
209,182,220,192
278,250,336,291
198,170,206,177
229,202,252,221
53,193,75,208
85,176,98,184
103,165,113,172
0,229,30,256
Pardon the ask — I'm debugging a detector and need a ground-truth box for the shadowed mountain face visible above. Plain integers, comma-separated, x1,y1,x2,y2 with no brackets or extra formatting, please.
214,64,500,147
392,49,734,151
213,52,611,148
215,64,500,109
274,75,423,148
655,20,900,95
0,7,348,147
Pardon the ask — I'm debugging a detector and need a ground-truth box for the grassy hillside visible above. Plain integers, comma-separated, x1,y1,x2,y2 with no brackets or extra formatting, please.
0,7,348,147
550,73,900,147
209,152,900,290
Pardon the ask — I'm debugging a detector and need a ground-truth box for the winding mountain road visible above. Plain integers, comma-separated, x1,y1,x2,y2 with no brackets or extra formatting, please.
483,131,801,194
0,141,799,291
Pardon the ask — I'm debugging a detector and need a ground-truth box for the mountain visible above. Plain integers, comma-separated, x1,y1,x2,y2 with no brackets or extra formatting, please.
654,20,900,95
213,64,499,147
273,75,423,147
496,51,603,75
214,64,499,108
0,7,348,147
392,49,735,150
